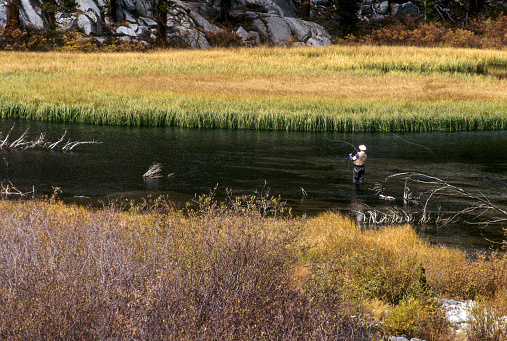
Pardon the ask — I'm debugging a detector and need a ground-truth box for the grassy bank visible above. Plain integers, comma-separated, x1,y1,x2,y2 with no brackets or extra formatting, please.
1,195,506,340
1,46,507,131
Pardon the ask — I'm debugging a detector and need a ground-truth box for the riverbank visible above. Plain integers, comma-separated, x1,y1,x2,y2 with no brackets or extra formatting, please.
0,195,506,340
1,46,507,132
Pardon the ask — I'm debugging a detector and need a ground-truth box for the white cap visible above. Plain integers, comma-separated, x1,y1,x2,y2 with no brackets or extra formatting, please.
359,145,366,151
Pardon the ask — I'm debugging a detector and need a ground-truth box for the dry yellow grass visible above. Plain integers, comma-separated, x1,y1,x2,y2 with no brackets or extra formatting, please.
1,46,507,107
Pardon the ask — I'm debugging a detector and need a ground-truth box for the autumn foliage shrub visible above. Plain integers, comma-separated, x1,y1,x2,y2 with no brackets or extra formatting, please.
341,15,507,49
0,196,383,340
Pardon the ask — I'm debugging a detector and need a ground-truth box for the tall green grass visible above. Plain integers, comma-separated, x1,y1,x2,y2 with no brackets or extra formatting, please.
1,97,505,131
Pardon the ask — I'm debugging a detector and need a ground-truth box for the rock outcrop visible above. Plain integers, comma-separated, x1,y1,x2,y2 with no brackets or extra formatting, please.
0,0,333,48
1,0,505,48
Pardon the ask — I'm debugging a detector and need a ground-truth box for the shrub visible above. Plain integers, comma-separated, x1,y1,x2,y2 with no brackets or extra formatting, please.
466,301,507,341
382,297,450,340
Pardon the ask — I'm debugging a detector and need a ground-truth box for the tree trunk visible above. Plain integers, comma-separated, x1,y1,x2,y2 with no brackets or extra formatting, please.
215,0,231,22
157,0,168,45
109,0,118,21
300,0,310,17
5,0,20,38
47,0,57,31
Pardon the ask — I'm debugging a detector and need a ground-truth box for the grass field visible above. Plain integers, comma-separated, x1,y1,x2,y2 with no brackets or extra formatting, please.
1,45,507,131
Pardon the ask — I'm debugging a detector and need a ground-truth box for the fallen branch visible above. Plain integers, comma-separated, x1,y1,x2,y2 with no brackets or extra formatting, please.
143,163,163,178
0,127,101,151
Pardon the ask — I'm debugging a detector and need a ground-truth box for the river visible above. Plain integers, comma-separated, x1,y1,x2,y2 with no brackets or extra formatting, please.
1,118,506,250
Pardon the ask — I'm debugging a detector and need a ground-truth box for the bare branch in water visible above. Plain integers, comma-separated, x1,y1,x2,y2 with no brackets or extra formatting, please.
0,127,101,152
380,172,507,227
143,163,164,178
0,182,35,199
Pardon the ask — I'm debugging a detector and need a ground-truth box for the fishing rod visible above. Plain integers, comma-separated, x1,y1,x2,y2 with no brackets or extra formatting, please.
389,132,436,156
326,137,358,154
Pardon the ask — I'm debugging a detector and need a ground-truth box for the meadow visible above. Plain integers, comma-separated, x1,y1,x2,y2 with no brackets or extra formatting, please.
1,45,507,131
0,194,506,340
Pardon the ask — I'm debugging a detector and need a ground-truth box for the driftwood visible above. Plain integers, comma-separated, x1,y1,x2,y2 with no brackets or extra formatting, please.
0,127,102,151
0,182,35,199
361,172,507,229
143,163,163,178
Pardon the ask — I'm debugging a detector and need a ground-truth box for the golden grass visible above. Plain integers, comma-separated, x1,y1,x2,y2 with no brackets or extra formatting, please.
2,47,507,104
1,46,506,131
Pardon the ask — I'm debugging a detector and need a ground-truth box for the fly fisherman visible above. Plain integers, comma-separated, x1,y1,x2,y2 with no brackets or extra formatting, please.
349,145,367,185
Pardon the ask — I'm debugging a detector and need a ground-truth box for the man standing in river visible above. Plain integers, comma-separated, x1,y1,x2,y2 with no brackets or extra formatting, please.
349,145,367,185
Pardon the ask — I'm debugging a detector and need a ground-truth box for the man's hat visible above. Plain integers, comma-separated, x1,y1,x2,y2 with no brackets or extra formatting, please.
359,145,366,151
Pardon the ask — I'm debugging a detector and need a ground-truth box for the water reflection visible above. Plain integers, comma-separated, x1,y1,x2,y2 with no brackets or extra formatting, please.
351,185,366,229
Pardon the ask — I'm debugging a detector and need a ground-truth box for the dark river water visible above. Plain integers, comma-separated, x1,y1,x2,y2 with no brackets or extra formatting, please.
1,119,506,250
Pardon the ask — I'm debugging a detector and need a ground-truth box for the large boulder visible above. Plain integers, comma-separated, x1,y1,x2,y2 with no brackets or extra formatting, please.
264,15,292,44
20,0,44,29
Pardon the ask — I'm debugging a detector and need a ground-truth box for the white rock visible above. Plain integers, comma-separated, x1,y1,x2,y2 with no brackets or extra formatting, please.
76,0,101,17
116,25,137,37
78,14,95,35
20,0,44,29
0,3,6,29
236,26,249,40
56,13,78,30
306,36,331,47
139,16,158,28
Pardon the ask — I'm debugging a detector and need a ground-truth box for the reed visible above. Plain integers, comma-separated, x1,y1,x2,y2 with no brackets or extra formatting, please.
0,46,506,131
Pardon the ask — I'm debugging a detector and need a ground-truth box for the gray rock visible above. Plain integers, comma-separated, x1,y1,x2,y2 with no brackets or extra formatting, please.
262,0,298,17
245,31,261,45
136,24,149,36
56,13,78,30
361,4,373,14
124,10,137,23
135,0,151,17
396,1,420,16
78,14,96,35
189,10,219,31
77,0,101,16
177,27,210,48
20,0,44,29
379,1,389,14
306,35,331,47
122,0,137,13
236,26,249,39
96,36,108,44
251,18,269,42
263,15,292,44
139,16,158,28
0,2,7,29
284,17,311,41
116,25,137,37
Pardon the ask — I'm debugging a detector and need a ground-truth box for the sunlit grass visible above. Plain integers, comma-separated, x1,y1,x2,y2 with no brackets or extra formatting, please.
1,46,507,131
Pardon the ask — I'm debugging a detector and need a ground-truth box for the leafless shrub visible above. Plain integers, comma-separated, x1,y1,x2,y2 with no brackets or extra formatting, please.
0,195,385,340
366,172,507,231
